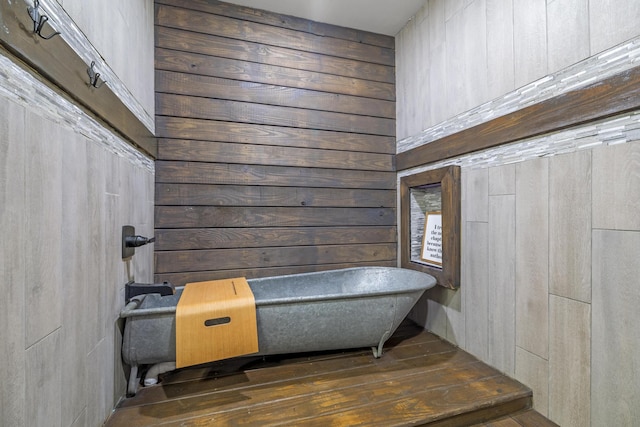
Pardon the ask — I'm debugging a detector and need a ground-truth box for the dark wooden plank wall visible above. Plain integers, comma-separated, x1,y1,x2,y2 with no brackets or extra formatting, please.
154,0,397,285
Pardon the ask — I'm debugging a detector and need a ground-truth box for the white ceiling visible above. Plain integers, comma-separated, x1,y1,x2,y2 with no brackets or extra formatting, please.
222,0,428,36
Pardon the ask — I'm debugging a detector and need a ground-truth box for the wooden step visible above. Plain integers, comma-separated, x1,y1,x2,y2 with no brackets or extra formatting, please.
471,409,560,427
105,321,533,426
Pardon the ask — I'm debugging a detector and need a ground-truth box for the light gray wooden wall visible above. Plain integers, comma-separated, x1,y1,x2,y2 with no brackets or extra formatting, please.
0,2,155,426
409,139,640,426
397,0,640,426
56,0,155,121
0,96,154,427
395,0,640,140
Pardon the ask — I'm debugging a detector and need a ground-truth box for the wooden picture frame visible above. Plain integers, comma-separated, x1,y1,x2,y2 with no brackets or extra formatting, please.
400,166,460,289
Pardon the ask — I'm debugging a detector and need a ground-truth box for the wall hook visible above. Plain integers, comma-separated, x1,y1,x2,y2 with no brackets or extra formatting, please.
27,0,61,40
87,61,107,88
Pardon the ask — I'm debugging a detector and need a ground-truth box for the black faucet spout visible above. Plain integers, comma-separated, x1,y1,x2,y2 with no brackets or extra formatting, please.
125,235,155,248
122,225,155,259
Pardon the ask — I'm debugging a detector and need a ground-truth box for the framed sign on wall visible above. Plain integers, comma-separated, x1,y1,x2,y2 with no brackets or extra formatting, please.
420,211,442,267
400,166,460,289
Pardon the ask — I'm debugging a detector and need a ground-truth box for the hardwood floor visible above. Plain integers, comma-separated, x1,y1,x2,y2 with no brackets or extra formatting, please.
105,322,538,426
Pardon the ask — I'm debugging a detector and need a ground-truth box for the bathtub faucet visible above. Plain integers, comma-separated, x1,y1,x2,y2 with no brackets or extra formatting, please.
125,235,155,248
122,225,155,259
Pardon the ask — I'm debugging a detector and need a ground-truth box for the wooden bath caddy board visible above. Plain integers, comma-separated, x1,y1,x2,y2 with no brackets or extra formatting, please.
176,277,259,368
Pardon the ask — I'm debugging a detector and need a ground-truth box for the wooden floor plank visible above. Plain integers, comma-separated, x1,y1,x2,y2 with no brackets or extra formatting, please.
105,323,532,427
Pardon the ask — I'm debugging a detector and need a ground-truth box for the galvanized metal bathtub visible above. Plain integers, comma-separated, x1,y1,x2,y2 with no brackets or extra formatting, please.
120,267,436,395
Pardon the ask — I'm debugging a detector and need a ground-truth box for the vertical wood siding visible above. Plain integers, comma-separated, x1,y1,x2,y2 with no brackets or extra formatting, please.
154,0,396,285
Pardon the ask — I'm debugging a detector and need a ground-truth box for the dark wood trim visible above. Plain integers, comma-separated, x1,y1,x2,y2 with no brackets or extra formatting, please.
400,166,461,289
397,65,640,170
0,0,156,157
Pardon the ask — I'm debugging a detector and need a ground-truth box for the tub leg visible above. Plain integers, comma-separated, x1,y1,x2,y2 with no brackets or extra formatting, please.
372,331,391,358
143,362,176,386
127,365,139,397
